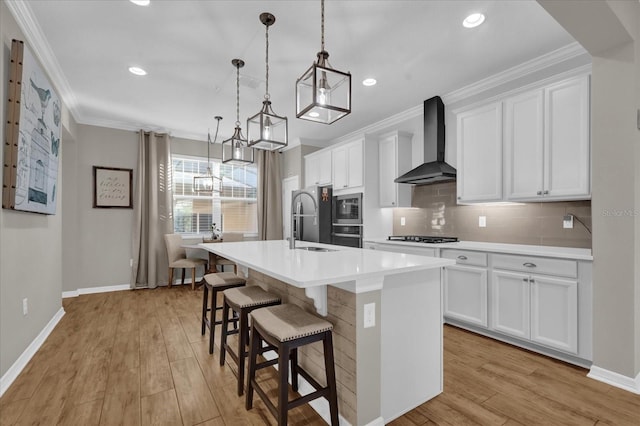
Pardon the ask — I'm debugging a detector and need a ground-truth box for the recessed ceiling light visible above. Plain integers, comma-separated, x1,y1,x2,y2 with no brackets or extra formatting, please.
130,0,150,6
309,112,320,118
362,78,377,86
463,13,485,28
128,66,147,76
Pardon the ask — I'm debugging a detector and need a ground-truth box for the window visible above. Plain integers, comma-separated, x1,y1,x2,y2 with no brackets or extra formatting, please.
172,155,258,235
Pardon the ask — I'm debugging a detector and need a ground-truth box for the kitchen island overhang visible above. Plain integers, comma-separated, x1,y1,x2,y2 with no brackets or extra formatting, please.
200,240,454,426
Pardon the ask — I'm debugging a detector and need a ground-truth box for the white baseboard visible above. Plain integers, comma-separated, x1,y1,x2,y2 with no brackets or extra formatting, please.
588,365,640,394
62,283,131,298
0,307,65,397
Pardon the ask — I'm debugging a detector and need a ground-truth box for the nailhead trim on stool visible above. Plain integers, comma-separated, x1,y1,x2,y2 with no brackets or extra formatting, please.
201,272,246,354
245,304,339,426
219,286,281,396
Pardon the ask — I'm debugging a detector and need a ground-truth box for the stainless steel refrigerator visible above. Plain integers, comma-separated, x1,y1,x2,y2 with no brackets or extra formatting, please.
292,185,333,244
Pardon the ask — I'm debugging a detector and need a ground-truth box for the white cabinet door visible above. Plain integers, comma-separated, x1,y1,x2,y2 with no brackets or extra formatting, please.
444,265,488,327
505,90,545,200
317,150,332,185
457,102,503,203
346,139,364,188
491,270,530,339
304,150,332,186
378,132,411,207
332,139,364,190
332,146,348,189
530,275,578,354
544,75,590,199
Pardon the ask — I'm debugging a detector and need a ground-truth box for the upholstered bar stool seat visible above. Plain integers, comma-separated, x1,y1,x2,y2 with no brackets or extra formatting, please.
246,304,339,426
220,286,281,396
201,272,246,354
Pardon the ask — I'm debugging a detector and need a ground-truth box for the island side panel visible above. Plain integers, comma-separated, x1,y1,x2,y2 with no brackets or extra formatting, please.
356,290,383,426
247,269,358,425
381,268,443,421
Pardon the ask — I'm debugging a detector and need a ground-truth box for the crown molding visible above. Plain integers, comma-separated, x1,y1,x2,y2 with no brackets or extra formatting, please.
5,0,82,123
443,42,589,105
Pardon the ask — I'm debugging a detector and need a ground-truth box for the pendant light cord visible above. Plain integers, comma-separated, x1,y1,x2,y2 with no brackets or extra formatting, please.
235,63,240,127
265,22,270,100
320,0,325,52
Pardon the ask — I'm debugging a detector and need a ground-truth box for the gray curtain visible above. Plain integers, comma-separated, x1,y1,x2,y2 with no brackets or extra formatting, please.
257,150,283,240
130,131,174,289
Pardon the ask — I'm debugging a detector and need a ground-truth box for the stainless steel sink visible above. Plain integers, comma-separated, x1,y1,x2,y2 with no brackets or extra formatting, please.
295,246,337,252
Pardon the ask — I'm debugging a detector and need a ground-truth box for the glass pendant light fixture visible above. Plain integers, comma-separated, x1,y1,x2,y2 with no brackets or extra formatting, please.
296,0,351,124
222,59,254,164
247,13,288,151
194,116,223,193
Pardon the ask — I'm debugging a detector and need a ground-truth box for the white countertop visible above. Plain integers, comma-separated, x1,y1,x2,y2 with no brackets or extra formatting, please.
365,239,593,261
199,240,455,288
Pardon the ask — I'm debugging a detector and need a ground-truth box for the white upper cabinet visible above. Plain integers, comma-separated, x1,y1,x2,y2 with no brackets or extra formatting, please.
506,75,590,201
378,131,412,207
457,102,503,203
543,75,590,199
333,138,364,190
304,150,332,187
504,90,545,200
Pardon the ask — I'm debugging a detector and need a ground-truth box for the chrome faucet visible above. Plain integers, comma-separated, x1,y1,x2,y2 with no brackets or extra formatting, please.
290,190,318,249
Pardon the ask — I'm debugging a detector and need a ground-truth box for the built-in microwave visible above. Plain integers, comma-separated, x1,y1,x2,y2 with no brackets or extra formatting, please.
332,193,363,224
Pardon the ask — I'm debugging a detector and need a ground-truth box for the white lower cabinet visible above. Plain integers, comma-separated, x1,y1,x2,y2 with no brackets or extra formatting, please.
490,270,531,339
530,275,578,354
444,265,488,327
491,266,579,354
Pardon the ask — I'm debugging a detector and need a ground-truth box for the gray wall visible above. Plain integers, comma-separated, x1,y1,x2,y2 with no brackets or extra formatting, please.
0,2,64,377
540,0,640,380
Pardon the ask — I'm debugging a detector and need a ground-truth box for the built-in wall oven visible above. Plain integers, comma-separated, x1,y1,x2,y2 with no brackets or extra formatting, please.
332,193,363,248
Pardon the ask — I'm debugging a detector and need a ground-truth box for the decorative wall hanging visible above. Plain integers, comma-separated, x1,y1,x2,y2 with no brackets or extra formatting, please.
3,39,62,214
93,166,133,208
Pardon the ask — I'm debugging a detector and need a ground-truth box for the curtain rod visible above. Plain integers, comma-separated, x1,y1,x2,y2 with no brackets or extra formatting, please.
136,130,170,136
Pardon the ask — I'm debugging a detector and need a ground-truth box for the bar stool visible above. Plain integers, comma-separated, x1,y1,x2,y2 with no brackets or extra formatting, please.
245,304,339,426
201,272,246,354
219,286,282,396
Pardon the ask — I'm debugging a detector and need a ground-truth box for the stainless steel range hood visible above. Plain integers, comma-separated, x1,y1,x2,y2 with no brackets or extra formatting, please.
395,96,456,185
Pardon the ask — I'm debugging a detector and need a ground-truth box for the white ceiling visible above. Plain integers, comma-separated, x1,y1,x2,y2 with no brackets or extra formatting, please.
13,0,579,147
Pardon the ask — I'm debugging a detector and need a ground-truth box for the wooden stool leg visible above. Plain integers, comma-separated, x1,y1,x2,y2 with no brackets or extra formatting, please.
191,268,196,290
219,295,230,361
245,325,260,410
323,332,339,426
168,268,173,288
181,268,185,285
201,285,209,335
277,342,290,426
236,309,249,396
209,288,218,354
290,348,299,392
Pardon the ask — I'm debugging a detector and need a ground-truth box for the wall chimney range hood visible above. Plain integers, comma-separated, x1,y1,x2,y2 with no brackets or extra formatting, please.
395,96,456,185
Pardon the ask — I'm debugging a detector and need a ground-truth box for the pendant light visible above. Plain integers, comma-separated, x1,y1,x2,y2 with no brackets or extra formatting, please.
296,0,351,124
193,116,223,193
247,13,288,151
222,59,254,164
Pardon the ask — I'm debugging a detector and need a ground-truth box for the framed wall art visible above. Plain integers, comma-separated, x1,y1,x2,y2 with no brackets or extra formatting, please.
2,39,62,215
93,166,133,208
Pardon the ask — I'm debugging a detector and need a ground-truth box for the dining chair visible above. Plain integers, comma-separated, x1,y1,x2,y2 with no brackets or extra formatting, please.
164,233,208,290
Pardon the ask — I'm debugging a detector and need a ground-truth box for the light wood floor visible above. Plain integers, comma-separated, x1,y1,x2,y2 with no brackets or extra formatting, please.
1,287,638,426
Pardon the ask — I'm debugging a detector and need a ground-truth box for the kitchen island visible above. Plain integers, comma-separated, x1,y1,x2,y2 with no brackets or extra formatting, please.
200,240,454,426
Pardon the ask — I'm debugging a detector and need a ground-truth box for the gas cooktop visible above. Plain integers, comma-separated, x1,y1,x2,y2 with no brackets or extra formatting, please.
387,235,459,244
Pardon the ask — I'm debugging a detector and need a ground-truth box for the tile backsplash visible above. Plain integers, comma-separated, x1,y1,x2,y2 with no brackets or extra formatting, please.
392,182,592,249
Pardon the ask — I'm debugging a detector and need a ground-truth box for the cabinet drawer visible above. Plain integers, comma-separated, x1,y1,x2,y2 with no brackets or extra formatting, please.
442,249,487,267
492,254,577,278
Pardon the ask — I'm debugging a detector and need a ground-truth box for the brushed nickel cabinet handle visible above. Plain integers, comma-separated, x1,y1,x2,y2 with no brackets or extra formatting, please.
457,255,468,260
523,262,537,268
537,191,542,195
543,190,549,195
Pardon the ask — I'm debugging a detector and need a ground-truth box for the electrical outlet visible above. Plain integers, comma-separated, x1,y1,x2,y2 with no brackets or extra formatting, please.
364,302,376,328
400,217,406,226
563,214,574,229
479,216,487,227
22,298,28,316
